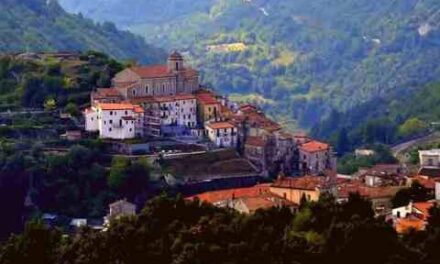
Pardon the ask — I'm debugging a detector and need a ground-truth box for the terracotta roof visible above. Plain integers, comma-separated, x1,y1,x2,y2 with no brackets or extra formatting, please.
245,136,266,147
413,202,435,220
134,106,144,113
196,92,219,105
299,140,330,153
97,103,143,112
238,196,294,212
413,176,436,189
395,217,425,233
206,122,235,130
337,183,403,199
418,167,440,178
187,184,271,204
93,88,122,98
129,65,198,79
271,176,325,191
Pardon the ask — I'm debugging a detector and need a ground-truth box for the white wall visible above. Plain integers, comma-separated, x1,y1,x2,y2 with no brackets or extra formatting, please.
85,110,98,132
436,182,440,201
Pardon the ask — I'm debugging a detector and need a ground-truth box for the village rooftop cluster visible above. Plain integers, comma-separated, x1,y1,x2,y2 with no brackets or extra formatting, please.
77,52,440,235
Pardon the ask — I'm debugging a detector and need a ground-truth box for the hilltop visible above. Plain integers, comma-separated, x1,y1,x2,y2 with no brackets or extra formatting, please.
0,0,165,63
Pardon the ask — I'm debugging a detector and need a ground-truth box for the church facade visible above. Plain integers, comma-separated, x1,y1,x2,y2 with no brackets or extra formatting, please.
112,52,199,99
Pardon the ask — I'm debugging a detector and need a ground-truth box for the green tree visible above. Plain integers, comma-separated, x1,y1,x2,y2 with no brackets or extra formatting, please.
398,118,428,138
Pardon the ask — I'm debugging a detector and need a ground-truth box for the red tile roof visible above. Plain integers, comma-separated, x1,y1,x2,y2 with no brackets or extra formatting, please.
271,176,325,191
129,65,198,79
196,92,219,105
187,184,271,204
413,202,435,220
94,88,121,98
413,176,436,189
98,103,143,112
395,217,425,233
299,140,330,153
206,122,235,130
337,182,403,199
245,136,266,147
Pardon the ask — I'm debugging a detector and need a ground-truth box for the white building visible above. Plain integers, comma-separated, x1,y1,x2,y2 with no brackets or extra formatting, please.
136,94,198,137
419,149,440,168
85,103,144,140
205,121,237,148
436,181,440,201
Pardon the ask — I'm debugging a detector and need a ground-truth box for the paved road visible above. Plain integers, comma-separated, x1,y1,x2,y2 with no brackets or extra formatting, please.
391,132,440,158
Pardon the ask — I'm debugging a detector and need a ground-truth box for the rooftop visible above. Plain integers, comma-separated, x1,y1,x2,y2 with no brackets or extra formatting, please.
299,140,330,153
271,176,326,191
196,92,219,105
129,65,198,79
188,184,271,204
418,167,440,178
419,149,440,156
206,121,235,130
245,136,266,147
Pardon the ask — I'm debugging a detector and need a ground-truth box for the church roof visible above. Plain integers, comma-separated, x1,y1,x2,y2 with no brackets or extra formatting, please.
129,65,198,79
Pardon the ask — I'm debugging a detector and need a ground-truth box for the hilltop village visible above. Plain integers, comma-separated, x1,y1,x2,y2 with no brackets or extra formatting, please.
78,52,440,234
83,52,336,178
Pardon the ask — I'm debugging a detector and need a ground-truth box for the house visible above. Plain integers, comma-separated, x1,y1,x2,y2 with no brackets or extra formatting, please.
269,175,328,204
84,103,144,140
132,94,198,137
112,51,199,98
355,149,376,157
419,149,440,168
91,88,123,105
337,182,403,214
244,136,267,172
187,184,297,214
392,201,436,233
298,140,336,176
205,121,237,148
362,164,407,187
105,199,136,224
195,90,222,123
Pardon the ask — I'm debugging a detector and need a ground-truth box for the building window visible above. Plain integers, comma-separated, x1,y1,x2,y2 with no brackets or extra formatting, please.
109,120,113,124
110,111,113,116
109,128,112,132
129,128,132,132
132,89,136,96
125,111,128,115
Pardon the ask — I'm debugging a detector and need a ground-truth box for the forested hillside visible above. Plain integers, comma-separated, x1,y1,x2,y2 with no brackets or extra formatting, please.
0,0,165,63
61,0,440,130
312,82,440,153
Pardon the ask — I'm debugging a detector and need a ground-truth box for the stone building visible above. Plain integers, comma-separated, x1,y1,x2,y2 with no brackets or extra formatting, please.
298,140,336,176
112,52,199,99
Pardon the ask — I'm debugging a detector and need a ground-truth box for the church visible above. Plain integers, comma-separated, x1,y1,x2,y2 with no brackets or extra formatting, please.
112,51,199,99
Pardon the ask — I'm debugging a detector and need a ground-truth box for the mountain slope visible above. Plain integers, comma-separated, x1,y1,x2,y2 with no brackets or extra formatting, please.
0,0,165,63
60,0,440,130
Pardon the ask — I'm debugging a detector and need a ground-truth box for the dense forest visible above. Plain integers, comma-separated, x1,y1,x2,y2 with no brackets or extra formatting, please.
0,0,165,63
61,0,440,131
1,194,440,264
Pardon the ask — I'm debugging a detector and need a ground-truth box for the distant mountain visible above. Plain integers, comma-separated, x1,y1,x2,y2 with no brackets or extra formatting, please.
61,0,440,130
0,0,165,63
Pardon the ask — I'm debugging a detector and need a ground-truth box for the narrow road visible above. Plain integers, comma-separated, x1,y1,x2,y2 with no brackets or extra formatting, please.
391,132,440,158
